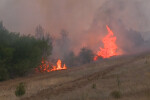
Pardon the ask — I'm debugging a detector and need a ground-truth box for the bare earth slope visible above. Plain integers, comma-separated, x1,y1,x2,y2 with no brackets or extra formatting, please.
0,53,150,100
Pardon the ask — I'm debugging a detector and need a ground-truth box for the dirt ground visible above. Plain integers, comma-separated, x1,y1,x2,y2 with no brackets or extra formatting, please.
0,53,150,100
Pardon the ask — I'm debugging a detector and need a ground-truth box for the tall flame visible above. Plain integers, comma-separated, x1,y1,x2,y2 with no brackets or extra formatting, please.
94,25,120,61
35,59,67,73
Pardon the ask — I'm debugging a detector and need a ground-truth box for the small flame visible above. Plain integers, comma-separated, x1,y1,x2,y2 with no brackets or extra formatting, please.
36,58,67,73
52,59,67,71
94,25,121,60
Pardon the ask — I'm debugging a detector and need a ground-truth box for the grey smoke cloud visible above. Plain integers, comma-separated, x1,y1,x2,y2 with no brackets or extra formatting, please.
0,0,150,55
88,0,150,54
0,0,103,35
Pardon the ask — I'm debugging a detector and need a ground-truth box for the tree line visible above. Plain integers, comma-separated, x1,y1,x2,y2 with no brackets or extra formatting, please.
0,21,95,81
0,22,52,81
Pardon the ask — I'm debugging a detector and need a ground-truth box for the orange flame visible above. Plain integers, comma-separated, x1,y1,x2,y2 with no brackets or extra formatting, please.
51,59,67,71
35,59,67,73
94,25,120,61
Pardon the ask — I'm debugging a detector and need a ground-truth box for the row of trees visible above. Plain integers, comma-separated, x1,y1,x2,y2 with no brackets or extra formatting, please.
0,22,52,81
0,21,95,81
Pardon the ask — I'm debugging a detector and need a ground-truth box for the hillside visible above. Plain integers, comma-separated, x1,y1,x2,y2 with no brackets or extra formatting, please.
0,52,150,100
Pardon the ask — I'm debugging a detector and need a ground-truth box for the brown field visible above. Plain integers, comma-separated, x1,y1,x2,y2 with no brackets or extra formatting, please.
0,52,150,100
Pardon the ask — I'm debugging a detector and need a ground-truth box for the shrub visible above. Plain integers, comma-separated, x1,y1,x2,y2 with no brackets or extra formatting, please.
15,82,26,97
92,83,96,89
0,67,9,81
145,59,148,64
111,90,121,99
116,75,121,89
78,47,94,64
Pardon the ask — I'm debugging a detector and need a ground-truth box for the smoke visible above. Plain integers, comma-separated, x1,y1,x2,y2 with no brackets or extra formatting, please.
52,30,71,59
0,0,150,57
88,0,150,54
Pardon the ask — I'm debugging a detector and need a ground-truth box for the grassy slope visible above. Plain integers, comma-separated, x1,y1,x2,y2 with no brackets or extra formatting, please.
0,53,150,100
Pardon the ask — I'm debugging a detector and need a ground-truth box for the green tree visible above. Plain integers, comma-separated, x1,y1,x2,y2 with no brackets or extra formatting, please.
0,22,53,81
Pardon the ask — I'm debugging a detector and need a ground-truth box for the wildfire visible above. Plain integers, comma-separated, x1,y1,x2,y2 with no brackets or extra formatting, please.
36,58,67,73
94,25,120,61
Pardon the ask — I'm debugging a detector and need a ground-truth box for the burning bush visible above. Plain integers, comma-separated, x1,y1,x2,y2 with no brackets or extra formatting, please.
35,59,67,73
94,25,121,61
0,22,52,81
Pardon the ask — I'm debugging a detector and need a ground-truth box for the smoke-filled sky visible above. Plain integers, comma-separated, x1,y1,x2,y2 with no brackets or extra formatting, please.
0,0,150,55
0,0,104,35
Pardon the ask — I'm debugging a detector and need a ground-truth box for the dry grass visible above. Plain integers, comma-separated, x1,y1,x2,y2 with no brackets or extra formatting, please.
0,53,150,100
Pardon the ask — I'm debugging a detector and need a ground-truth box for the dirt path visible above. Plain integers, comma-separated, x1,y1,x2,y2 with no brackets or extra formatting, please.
21,56,139,100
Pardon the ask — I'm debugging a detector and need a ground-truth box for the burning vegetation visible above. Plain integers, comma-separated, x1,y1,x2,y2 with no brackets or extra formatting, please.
35,25,122,73
35,59,67,73
94,25,121,61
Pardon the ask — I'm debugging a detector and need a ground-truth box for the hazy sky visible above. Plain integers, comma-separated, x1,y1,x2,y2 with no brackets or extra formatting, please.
0,0,150,54
0,0,104,35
